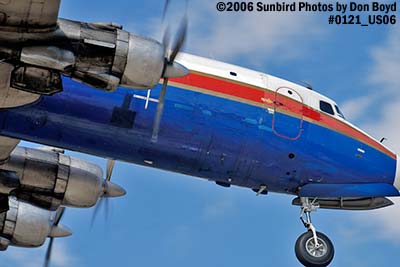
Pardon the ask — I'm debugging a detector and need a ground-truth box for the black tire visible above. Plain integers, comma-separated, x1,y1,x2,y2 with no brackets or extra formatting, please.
295,231,334,267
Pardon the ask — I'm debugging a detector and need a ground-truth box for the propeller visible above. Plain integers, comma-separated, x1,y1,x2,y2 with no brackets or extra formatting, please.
44,207,72,267
151,0,189,142
91,159,125,226
162,0,171,21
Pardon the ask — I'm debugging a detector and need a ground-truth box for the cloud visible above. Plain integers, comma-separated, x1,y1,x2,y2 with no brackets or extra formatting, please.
369,27,400,91
359,26,400,151
188,1,323,64
363,99,400,153
355,198,400,243
138,0,327,66
2,242,76,267
50,242,76,267
340,94,376,122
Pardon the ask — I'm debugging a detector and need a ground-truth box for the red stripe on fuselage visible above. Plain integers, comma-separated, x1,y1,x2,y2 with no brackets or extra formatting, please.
170,72,396,159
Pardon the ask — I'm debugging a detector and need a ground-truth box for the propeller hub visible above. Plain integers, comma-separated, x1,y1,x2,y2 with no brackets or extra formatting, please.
103,181,126,198
48,224,72,238
163,61,189,78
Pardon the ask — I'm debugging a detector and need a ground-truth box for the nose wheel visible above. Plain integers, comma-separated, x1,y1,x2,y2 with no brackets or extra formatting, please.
295,198,334,267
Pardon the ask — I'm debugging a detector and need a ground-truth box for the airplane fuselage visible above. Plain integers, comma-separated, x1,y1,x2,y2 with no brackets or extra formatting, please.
0,53,398,197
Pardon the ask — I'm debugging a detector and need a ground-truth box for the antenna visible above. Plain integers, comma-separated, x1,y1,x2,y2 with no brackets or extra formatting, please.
300,80,313,90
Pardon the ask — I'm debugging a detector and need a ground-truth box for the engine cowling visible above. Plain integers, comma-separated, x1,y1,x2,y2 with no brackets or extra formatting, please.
0,197,71,250
66,21,175,90
0,147,125,210
1,19,187,94
119,33,165,89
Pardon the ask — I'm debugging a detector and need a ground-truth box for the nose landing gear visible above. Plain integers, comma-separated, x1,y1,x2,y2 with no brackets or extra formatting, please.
295,198,334,267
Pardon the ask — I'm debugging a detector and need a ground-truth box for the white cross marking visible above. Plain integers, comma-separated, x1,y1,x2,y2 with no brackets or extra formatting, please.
133,90,159,110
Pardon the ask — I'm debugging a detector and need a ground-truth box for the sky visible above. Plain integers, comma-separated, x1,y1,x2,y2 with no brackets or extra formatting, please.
1,0,400,266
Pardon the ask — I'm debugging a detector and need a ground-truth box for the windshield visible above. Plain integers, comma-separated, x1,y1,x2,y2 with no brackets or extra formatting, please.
335,105,345,119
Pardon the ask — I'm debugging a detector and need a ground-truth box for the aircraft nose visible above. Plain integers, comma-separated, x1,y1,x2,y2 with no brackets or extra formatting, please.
395,155,400,191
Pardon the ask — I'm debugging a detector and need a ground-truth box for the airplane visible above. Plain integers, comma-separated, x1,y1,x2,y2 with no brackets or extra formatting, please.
0,1,398,267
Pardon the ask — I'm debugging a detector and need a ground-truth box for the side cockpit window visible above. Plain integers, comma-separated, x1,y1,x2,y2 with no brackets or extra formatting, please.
319,100,334,115
335,105,346,119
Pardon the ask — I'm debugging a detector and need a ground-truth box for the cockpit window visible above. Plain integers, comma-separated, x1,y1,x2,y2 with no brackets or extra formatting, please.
335,105,345,119
319,101,334,115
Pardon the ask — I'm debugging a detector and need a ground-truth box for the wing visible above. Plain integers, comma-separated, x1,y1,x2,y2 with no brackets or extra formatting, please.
0,62,41,108
0,136,19,163
0,0,61,31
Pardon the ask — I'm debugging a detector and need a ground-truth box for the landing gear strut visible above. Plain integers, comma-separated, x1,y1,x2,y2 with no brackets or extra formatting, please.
295,198,334,267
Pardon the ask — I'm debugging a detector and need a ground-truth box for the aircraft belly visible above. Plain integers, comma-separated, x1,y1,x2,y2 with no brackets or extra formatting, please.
0,78,396,195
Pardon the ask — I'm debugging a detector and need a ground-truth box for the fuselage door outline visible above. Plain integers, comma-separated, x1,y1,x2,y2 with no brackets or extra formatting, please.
272,86,304,140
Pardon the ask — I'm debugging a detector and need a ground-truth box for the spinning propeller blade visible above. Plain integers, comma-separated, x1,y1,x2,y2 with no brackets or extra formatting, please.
162,0,171,21
168,15,187,63
91,159,124,227
152,0,189,142
44,207,71,267
106,159,115,181
44,238,54,267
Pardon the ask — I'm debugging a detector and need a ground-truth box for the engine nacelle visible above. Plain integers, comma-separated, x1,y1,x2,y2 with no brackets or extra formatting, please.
66,21,166,90
16,19,166,91
0,147,118,210
0,197,71,250
1,19,187,94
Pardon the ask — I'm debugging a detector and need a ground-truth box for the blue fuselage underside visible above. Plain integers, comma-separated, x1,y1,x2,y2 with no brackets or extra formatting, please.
0,78,396,196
